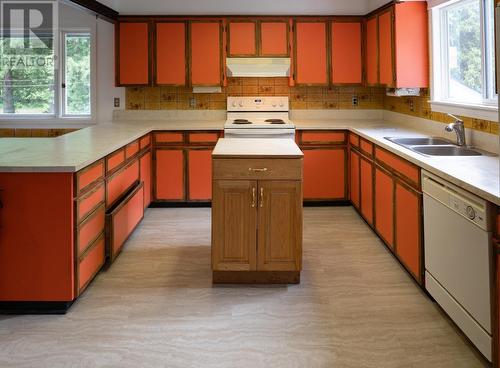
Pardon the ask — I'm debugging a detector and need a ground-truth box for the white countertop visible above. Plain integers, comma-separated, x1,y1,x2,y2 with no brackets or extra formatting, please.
0,117,498,205
212,138,303,158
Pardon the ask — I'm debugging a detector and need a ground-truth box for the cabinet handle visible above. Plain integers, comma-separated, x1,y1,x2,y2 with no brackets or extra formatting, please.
251,187,256,208
260,187,264,208
249,168,268,172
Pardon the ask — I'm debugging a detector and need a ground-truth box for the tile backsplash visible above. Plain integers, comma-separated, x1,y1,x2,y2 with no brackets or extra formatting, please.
126,78,499,136
0,128,78,138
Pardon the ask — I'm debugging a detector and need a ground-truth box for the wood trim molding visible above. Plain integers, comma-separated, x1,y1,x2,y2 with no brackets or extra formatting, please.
69,0,118,23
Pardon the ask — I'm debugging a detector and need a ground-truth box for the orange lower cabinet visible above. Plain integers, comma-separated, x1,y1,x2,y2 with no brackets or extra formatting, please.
395,181,422,282
360,156,374,226
303,148,346,200
188,149,212,201
139,150,152,208
155,148,185,201
78,234,105,293
349,149,360,209
374,166,394,248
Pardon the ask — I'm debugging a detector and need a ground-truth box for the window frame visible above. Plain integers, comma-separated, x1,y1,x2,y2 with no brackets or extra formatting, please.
0,28,96,124
430,0,498,122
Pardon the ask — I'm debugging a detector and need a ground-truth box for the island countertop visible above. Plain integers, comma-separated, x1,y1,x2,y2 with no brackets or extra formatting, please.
212,138,304,159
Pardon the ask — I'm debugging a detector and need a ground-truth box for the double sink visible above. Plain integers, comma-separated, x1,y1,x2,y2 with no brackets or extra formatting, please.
384,137,483,157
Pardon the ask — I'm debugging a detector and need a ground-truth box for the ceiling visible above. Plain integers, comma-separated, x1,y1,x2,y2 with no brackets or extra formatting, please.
98,0,399,16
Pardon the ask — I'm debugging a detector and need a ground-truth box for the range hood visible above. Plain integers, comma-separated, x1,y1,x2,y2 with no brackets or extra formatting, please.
226,58,291,77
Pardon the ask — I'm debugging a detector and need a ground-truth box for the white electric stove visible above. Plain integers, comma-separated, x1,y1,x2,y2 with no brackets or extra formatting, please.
224,96,295,139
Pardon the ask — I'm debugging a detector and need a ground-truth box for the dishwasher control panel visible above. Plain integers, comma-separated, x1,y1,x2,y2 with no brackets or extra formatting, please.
448,193,487,229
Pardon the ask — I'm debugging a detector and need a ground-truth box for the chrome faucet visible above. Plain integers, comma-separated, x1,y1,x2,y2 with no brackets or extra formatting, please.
445,114,467,147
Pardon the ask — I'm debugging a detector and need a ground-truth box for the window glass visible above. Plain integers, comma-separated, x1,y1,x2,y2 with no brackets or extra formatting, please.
64,33,91,116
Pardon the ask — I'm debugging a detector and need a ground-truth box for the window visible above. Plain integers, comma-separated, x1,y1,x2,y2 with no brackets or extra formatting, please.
431,0,497,119
0,31,93,119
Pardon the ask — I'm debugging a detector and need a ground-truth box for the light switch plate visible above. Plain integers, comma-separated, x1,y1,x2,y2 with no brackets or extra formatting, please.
114,98,120,108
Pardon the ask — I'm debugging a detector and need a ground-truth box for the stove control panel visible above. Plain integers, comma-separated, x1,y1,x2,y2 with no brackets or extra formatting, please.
227,96,289,112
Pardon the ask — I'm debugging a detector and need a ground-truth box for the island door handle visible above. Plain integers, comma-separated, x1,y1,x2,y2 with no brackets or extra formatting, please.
251,187,256,208
260,188,264,208
249,168,268,172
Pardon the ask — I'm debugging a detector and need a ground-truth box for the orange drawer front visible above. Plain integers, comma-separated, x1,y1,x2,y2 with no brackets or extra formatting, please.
106,159,140,208
155,132,184,144
360,138,374,157
78,234,105,292
77,204,105,255
106,149,126,173
189,132,219,143
140,134,151,149
349,133,360,147
76,181,105,223
76,160,104,194
301,131,346,144
375,147,420,187
126,140,140,159
107,183,144,262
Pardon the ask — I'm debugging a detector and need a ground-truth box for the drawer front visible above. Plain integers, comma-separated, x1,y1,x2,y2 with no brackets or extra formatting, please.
125,140,140,159
349,133,359,147
77,204,105,256
188,132,220,144
213,158,303,180
106,159,140,208
301,131,346,144
76,160,104,194
78,234,105,292
106,148,126,173
76,181,105,223
106,183,144,262
155,132,184,144
360,138,374,157
375,147,420,188
139,134,151,149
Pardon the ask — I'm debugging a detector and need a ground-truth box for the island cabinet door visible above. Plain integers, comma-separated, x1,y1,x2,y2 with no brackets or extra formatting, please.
257,181,302,271
395,180,422,282
187,148,212,201
155,148,185,201
374,165,395,248
303,148,346,200
212,180,257,271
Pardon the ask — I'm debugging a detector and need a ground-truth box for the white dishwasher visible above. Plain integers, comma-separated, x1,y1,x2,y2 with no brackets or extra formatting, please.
423,171,494,361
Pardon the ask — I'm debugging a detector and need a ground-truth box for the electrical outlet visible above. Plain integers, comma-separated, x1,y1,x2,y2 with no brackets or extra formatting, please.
352,96,358,106
408,99,415,112
190,97,196,108
114,98,120,108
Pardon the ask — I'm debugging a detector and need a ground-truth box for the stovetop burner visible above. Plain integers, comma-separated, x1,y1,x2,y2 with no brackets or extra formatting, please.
233,119,252,125
265,119,286,125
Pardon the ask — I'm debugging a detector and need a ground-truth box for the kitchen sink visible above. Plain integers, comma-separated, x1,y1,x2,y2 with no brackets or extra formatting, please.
411,146,483,156
385,137,453,146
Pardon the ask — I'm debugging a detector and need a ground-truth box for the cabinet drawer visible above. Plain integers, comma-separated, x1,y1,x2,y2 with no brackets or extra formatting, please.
155,132,184,144
106,159,140,208
139,134,151,149
106,148,126,173
213,158,303,180
301,131,346,144
349,133,359,147
360,138,374,157
76,204,105,256
375,147,420,188
76,181,105,223
106,183,144,263
125,140,140,159
76,160,104,194
78,233,105,293
188,132,220,144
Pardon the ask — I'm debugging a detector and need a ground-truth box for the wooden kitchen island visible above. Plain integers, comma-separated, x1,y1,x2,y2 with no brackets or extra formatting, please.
211,138,304,284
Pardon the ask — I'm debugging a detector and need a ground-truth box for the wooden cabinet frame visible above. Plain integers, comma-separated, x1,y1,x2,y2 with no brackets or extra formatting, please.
259,19,290,57
226,19,259,57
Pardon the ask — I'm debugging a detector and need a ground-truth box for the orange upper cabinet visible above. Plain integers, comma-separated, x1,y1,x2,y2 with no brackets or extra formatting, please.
331,21,362,84
190,21,222,86
260,21,289,56
294,21,328,85
227,21,257,57
155,22,187,86
378,9,394,86
117,22,150,86
366,16,378,85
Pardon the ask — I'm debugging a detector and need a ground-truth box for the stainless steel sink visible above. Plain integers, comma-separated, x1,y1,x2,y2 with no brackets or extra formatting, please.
385,137,453,146
411,146,482,156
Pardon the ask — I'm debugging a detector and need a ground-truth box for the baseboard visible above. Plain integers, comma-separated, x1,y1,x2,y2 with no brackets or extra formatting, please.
0,301,74,315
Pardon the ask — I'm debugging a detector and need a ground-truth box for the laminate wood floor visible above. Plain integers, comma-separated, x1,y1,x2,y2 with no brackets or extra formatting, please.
0,207,489,368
